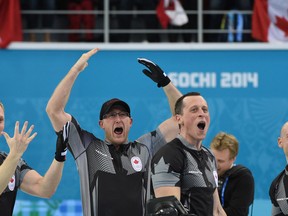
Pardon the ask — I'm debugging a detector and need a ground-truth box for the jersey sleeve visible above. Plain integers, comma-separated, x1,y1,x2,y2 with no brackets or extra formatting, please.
151,142,183,189
137,127,166,156
269,169,288,216
65,116,97,159
271,204,286,216
18,158,33,184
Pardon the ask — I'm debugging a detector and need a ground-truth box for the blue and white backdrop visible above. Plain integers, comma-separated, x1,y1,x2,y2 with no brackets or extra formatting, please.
0,44,287,215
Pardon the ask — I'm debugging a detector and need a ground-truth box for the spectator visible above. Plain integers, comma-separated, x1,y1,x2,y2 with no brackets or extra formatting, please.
177,0,198,42
66,0,96,42
210,132,255,216
139,0,162,42
167,0,198,42
114,0,140,42
21,0,56,42
206,0,253,42
156,0,197,42
106,0,161,42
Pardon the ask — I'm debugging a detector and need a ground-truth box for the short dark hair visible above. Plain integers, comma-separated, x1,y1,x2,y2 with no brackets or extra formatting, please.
174,92,201,115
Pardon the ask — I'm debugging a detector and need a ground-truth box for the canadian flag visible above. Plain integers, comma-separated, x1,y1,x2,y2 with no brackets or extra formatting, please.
156,0,189,29
0,0,23,48
252,0,288,42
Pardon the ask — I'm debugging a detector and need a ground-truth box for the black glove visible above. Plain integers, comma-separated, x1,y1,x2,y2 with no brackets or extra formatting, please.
138,58,170,88
55,130,68,162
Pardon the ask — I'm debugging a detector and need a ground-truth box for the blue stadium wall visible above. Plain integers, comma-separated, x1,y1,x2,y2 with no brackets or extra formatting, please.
1,43,288,215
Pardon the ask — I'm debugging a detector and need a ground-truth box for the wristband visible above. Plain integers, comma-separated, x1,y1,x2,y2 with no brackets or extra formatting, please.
55,130,67,162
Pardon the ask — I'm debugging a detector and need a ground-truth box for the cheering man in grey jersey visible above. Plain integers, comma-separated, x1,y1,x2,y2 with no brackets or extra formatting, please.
46,48,182,216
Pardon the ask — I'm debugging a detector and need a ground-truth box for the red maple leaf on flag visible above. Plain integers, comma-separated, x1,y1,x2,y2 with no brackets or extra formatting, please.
156,0,175,29
275,16,288,37
10,178,14,183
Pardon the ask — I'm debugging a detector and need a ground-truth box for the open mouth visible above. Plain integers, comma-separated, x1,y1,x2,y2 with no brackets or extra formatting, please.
197,121,206,130
114,127,123,135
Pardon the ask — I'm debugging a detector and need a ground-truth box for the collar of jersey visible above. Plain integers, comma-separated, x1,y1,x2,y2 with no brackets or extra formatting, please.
104,139,129,145
177,134,202,151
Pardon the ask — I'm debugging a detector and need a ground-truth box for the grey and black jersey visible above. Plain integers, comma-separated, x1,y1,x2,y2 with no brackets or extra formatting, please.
64,117,166,216
0,151,32,216
270,165,288,216
137,127,166,156
151,135,218,216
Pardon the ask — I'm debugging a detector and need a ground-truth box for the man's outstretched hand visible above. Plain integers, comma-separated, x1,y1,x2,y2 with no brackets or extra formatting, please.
138,58,170,88
1,121,37,158
72,48,100,73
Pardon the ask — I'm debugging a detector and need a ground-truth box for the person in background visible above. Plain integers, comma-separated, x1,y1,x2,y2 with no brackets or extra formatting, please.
111,0,161,42
114,0,141,42
210,132,255,216
269,122,288,215
46,48,182,216
66,0,95,42
151,92,226,216
0,101,66,216
21,0,56,42
141,0,162,43
206,0,253,42
167,0,198,42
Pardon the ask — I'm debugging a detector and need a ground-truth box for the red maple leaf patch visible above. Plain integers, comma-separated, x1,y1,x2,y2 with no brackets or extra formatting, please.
275,16,288,37
133,159,139,164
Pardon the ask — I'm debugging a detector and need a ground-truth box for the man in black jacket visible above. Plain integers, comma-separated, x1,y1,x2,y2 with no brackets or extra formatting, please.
210,132,255,216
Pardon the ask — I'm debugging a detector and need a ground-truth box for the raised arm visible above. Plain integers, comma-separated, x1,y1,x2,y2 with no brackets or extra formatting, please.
137,58,182,142
19,130,67,198
46,48,99,132
160,83,182,142
0,121,37,194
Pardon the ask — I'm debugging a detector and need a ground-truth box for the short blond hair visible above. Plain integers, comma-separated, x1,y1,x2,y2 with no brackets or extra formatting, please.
0,101,4,111
210,132,239,159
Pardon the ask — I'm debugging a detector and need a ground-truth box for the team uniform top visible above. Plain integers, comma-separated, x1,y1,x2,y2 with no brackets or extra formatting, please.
64,116,166,216
151,135,218,216
0,151,32,216
270,165,288,216
217,164,254,216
